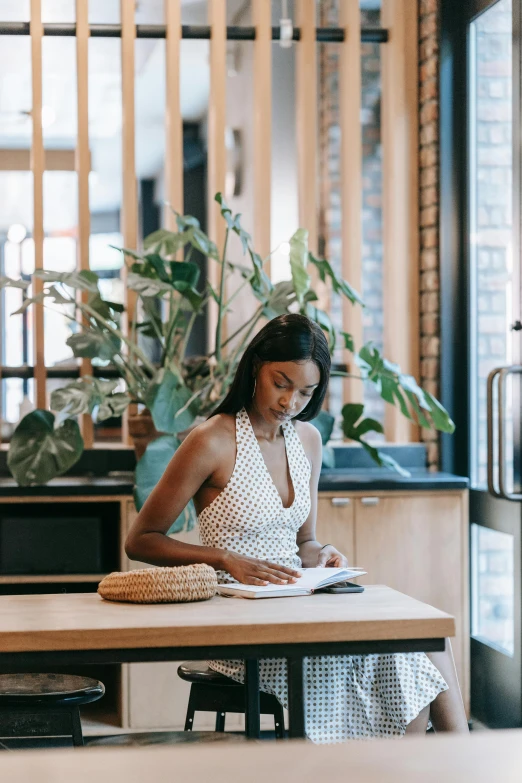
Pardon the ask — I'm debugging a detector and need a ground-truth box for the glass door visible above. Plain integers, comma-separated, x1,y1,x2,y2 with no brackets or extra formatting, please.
467,0,522,727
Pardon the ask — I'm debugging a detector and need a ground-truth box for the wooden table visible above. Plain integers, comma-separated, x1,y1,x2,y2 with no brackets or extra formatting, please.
0,731,518,782
0,585,454,740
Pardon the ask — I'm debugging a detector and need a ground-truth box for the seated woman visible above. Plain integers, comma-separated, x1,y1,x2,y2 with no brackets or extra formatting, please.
125,313,468,743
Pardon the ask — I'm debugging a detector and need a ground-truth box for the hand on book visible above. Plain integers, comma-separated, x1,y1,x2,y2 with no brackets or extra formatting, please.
316,545,349,568
222,551,302,586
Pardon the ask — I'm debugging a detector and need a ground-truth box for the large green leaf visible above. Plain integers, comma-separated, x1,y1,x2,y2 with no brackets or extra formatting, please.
143,228,193,257
134,435,197,532
169,260,200,288
126,272,173,298
355,343,455,434
341,403,410,477
66,331,121,361
0,275,29,290
7,410,83,486
308,253,364,306
51,380,100,416
33,268,100,293
145,368,199,434
262,281,296,319
97,392,130,421
289,229,311,306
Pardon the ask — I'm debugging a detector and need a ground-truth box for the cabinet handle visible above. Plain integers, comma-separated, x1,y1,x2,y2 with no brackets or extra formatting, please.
330,497,351,507
361,497,380,506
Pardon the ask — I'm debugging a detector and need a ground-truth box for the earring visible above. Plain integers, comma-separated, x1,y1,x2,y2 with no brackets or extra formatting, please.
252,378,257,397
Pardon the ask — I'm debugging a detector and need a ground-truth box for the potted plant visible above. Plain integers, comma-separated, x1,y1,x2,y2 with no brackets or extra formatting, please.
1,194,454,531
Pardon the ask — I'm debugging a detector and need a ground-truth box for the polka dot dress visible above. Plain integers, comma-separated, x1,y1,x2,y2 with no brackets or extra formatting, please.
198,409,448,743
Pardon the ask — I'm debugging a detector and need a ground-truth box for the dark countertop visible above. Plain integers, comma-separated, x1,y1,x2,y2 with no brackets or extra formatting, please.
0,468,468,498
318,469,468,492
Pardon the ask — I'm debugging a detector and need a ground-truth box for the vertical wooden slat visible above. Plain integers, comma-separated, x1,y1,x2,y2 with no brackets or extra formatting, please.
30,0,46,410
165,0,183,228
339,2,363,407
207,0,227,352
76,0,93,448
121,0,138,444
296,0,318,255
382,0,420,442
253,0,272,268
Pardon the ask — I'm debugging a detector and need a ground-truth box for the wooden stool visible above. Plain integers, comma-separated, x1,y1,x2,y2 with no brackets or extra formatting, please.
0,673,104,747
178,662,285,739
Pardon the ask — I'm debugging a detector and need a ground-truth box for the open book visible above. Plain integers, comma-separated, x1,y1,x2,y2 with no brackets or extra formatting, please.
216,567,366,599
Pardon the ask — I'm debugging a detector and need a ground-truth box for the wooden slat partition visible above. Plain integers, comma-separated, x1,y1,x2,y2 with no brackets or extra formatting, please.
253,0,272,267
207,0,227,351
30,0,46,410
381,0,420,442
164,0,183,228
296,0,318,256
120,0,138,444
75,0,93,447
339,2,363,406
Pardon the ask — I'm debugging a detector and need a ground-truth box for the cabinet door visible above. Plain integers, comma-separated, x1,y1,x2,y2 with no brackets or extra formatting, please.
354,492,469,712
316,494,355,563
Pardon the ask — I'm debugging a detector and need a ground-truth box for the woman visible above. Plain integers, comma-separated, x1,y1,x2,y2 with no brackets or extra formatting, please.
126,313,468,743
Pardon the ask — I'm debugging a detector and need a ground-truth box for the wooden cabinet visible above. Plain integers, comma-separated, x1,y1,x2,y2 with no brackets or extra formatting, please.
316,490,470,715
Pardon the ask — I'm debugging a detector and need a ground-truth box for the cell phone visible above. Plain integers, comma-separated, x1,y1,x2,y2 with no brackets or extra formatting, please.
323,581,365,594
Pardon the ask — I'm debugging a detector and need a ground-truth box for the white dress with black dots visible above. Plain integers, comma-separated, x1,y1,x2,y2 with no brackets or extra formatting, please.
197,408,448,743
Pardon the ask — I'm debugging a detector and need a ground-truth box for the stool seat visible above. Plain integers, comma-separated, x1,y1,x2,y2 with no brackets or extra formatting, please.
0,674,105,707
177,662,241,686
89,731,249,747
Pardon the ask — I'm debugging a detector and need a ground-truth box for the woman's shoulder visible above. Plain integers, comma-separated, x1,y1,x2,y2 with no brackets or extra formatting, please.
183,413,237,458
293,419,322,458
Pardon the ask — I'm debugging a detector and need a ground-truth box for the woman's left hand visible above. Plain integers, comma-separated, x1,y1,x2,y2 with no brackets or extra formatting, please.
316,545,348,568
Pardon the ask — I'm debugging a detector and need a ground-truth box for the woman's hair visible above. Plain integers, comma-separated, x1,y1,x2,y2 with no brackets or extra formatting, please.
210,313,331,421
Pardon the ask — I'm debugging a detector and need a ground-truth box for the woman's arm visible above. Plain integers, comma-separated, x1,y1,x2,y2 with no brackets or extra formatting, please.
296,423,348,568
125,421,228,569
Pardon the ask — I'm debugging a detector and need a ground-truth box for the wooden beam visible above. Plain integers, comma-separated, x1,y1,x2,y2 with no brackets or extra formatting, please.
120,0,138,445
76,0,93,448
296,0,318,255
207,0,227,352
381,0,420,442
164,0,183,228
30,0,46,410
252,0,272,269
339,2,363,407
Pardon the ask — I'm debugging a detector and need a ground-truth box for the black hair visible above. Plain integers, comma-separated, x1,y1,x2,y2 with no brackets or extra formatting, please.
210,313,331,422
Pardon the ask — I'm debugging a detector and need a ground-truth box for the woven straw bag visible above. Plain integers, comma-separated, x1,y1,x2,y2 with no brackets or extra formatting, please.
98,564,217,604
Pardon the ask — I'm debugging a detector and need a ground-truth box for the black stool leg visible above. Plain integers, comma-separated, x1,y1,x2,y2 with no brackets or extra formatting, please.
70,707,84,747
273,701,285,739
215,711,226,732
184,686,197,731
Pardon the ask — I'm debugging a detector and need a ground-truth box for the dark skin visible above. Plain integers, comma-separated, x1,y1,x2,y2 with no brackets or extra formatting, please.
125,359,348,585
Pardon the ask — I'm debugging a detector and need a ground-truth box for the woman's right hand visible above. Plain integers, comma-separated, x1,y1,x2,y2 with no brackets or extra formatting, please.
221,552,302,585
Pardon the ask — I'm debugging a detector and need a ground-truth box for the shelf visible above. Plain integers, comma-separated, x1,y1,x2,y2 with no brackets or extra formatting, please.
0,574,107,585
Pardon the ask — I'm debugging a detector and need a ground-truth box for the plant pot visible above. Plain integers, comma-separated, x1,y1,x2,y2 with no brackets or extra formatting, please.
127,409,165,461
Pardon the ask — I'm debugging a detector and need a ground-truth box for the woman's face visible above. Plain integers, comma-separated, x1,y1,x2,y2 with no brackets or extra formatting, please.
252,360,321,424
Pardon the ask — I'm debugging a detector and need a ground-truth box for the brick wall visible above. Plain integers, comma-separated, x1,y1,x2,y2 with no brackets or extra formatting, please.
418,0,441,469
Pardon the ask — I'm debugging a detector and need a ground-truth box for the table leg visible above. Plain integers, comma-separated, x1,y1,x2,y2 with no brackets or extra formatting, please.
287,656,305,739
244,659,260,739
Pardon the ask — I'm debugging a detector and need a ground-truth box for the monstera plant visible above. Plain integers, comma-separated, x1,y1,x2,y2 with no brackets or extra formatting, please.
1,194,454,531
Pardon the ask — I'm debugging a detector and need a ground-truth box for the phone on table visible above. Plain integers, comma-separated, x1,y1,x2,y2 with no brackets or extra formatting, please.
323,581,365,594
